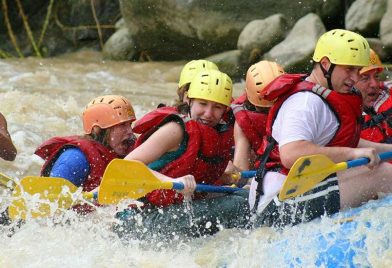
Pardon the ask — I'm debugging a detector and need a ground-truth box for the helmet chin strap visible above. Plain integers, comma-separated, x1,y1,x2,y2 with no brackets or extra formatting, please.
319,63,336,90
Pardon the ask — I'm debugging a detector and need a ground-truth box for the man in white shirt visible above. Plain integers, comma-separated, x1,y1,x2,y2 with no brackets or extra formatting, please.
250,29,392,228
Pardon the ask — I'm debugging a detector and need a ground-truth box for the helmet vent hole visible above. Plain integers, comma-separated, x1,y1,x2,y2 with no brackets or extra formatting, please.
347,39,354,43
216,79,219,85
351,47,358,51
100,98,104,102
108,100,114,104
201,81,208,85
256,82,263,86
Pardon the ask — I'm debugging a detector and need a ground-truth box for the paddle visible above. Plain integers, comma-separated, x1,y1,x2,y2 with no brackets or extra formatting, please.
278,151,392,201
98,159,243,204
8,176,96,220
0,172,16,189
8,160,243,218
231,170,256,180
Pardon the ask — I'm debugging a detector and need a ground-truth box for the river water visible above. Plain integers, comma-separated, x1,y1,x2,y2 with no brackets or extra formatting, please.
0,51,391,267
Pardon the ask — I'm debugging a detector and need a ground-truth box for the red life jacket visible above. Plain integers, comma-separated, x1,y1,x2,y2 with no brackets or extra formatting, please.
35,136,119,214
231,97,267,153
35,136,118,191
232,93,247,104
133,106,234,207
257,74,362,175
361,87,392,143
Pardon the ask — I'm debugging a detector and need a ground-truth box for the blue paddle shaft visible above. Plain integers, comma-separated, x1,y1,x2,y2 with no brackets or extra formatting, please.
240,170,256,178
172,182,241,193
347,151,392,169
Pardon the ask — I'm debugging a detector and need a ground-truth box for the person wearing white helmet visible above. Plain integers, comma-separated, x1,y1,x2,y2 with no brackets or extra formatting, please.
0,112,16,161
248,29,392,228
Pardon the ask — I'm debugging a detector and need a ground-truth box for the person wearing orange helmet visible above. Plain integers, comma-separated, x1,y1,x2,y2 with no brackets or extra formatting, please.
357,49,392,143
356,49,384,108
230,61,284,180
35,95,137,199
0,112,17,161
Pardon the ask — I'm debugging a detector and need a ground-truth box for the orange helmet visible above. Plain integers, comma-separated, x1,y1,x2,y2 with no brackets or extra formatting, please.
360,49,384,75
82,95,136,134
245,61,285,107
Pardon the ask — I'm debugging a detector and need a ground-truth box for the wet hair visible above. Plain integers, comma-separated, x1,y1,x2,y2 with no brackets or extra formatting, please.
176,100,190,115
175,84,191,115
244,98,270,114
244,98,257,111
84,127,110,147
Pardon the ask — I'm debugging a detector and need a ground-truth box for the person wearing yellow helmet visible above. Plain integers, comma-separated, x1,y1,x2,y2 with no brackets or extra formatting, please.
35,95,137,213
358,49,392,143
117,69,249,239
247,29,392,229
126,69,234,201
0,112,17,161
175,59,219,111
228,61,285,185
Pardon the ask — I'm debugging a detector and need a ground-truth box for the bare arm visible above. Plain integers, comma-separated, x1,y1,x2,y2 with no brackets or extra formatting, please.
124,121,195,196
125,121,184,164
233,121,252,171
358,138,392,153
0,113,17,161
280,140,379,169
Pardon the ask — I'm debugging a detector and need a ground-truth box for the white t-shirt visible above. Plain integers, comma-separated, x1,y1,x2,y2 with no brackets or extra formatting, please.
272,91,339,147
249,91,339,212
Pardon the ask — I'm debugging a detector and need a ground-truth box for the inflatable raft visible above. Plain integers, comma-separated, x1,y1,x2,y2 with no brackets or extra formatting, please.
262,194,392,267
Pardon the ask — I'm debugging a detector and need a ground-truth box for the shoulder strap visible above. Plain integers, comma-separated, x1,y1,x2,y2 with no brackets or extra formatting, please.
255,136,277,195
362,107,392,129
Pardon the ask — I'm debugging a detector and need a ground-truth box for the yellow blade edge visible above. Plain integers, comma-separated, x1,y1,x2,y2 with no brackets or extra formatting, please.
99,159,173,204
8,176,80,220
279,155,348,201
0,172,15,189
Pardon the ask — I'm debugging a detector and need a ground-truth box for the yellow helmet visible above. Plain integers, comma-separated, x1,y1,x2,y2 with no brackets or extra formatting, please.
360,49,384,75
83,95,136,134
245,61,285,107
312,29,370,67
178,60,219,88
187,69,233,107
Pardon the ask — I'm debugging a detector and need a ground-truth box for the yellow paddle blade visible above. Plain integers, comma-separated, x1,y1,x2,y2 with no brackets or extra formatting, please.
279,154,347,201
98,159,173,204
0,172,15,189
8,176,81,220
